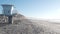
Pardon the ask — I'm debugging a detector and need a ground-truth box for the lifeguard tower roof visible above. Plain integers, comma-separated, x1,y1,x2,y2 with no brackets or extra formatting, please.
1,4,14,6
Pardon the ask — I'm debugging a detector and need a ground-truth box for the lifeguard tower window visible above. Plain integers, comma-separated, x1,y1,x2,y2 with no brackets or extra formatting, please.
8,11,10,13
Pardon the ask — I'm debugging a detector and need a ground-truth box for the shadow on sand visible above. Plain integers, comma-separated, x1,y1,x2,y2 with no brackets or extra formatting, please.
0,23,11,27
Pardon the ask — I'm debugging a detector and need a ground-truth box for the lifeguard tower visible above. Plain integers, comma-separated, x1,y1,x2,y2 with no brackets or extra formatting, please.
1,4,14,24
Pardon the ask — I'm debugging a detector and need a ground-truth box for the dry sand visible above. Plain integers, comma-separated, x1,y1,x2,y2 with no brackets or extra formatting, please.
0,19,60,34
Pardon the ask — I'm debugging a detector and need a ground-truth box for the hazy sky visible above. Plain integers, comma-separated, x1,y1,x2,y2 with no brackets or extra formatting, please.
0,0,60,19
